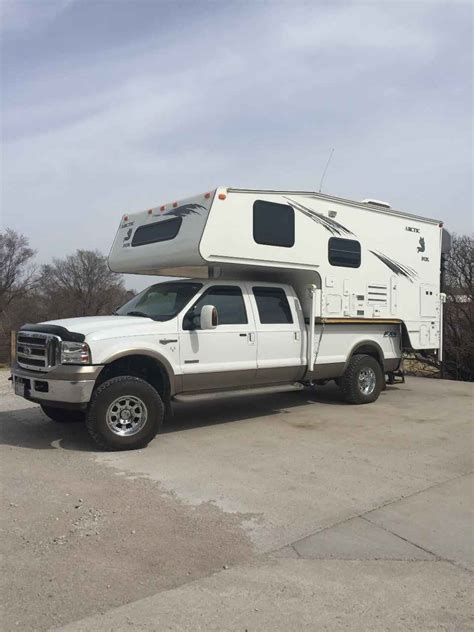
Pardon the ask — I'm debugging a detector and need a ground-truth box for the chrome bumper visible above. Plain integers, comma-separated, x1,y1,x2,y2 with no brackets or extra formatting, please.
10,362,104,405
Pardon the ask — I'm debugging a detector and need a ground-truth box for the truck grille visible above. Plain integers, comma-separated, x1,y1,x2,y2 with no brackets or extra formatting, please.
16,332,61,372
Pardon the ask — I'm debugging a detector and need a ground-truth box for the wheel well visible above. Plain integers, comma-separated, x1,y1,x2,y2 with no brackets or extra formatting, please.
350,343,384,368
96,355,171,403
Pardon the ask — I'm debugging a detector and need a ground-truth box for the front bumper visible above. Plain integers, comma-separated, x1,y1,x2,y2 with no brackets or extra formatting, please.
10,362,104,407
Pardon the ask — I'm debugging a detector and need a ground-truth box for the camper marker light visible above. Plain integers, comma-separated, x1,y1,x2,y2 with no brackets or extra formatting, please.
123,215,129,221
148,209,153,215
60,341,91,365
173,202,178,208
218,193,227,200
160,205,165,211
204,192,211,199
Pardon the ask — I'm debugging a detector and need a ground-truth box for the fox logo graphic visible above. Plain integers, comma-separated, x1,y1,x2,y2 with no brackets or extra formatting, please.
417,237,425,253
123,228,132,242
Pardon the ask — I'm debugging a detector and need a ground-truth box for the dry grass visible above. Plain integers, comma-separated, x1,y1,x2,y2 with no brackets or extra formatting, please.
403,356,440,378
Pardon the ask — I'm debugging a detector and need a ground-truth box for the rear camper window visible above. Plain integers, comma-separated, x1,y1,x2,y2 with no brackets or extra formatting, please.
131,217,182,247
252,287,293,324
253,200,295,248
328,237,361,268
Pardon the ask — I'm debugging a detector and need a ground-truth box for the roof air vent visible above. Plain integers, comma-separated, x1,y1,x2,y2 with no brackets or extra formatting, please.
361,198,391,209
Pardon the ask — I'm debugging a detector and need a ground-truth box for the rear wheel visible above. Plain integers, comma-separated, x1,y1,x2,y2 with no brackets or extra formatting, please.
339,354,383,404
86,376,164,451
41,405,85,423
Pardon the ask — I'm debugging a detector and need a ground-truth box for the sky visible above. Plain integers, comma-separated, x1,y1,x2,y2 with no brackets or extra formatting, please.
1,0,472,290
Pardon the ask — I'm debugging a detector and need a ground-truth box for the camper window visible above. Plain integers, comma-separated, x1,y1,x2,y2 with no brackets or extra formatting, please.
131,217,182,247
252,287,293,324
183,286,248,330
328,237,361,268
253,200,295,248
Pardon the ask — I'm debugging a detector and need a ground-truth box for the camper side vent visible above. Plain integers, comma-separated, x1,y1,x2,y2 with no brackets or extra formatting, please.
367,284,388,304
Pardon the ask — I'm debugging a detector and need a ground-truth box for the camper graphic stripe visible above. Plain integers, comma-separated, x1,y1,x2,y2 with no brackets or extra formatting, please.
284,197,354,237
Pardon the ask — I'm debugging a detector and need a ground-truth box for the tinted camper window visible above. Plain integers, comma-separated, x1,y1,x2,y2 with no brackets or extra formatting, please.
328,237,361,268
252,287,293,324
132,217,182,247
253,200,295,247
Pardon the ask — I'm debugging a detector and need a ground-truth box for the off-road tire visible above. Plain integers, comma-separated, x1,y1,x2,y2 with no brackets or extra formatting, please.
85,376,164,451
41,405,85,423
339,354,383,404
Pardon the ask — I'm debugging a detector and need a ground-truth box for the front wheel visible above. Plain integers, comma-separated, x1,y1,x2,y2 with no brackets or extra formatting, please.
86,376,164,451
339,354,383,404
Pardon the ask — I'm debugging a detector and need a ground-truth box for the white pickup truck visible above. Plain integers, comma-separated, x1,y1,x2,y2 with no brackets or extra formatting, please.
11,278,399,450
11,187,446,450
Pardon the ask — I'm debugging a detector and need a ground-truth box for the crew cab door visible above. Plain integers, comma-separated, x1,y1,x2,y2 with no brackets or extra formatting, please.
248,284,306,383
179,283,257,391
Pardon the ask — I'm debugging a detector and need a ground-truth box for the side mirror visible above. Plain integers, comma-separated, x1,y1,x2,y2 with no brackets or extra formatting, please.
200,305,218,330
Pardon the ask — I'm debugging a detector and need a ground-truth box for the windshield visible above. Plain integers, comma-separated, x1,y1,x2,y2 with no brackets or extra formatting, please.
115,281,203,321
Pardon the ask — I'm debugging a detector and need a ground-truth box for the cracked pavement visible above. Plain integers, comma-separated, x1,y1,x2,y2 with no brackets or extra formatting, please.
1,371,473,631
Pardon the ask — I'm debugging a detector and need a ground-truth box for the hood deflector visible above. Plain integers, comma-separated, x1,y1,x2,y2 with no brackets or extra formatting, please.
20,324,85,343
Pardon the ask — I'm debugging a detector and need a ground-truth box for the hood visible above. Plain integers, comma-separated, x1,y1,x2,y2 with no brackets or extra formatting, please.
39,315,170,339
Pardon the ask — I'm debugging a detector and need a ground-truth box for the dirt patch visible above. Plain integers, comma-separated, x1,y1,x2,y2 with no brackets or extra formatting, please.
1,406,254,631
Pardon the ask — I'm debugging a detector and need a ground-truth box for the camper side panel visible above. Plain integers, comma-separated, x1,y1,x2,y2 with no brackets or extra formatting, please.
200,190,442,350
108,191,214,275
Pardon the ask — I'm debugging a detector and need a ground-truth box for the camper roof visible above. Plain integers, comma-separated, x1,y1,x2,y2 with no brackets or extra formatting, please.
227,188,441,225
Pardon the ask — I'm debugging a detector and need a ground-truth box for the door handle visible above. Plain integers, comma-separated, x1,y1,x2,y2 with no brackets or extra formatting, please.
159,338,178,345
239,333,247,337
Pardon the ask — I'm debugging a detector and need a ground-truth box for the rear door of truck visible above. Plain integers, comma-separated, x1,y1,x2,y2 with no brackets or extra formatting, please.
247,283,306,384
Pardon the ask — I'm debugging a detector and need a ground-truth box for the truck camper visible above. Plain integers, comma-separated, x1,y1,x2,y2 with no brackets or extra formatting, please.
11,187,450,450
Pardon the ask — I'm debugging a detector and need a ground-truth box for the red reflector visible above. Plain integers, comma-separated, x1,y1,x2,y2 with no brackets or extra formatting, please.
160,205,165,211
204,192,211,199
148,209,153,215
218,193,226,200
439,222,444,228
124,215,128,221
173,202,178,208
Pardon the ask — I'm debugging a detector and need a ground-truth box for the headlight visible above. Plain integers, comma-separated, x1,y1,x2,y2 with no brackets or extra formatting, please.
60,341,91,365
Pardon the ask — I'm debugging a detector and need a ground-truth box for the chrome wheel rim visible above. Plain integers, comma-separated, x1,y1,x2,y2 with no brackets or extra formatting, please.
106,396,148,436
358,368,376,396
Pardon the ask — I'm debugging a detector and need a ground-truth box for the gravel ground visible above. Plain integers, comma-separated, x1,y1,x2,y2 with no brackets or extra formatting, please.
1,370,473,631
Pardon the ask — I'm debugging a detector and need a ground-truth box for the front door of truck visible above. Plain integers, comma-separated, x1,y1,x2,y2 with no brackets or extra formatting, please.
249,284,306,383
179,284,257,391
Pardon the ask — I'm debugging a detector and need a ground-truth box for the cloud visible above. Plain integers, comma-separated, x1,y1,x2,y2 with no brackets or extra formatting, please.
1,0,76,34
1,1,472,290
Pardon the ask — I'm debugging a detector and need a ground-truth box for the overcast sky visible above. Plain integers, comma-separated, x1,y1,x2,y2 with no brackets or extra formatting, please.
1,0,472,290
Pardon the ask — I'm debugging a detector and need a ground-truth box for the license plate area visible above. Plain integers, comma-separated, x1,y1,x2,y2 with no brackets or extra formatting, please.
13,378,29,397
14,381,25,397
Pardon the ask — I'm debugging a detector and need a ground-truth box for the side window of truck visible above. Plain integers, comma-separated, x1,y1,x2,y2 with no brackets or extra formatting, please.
183,286,248,330
252,287,293,324
328,237,361,268
253,200,295,248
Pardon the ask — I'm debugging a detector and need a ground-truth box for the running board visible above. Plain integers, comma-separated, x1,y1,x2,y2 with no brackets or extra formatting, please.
173,383,305,403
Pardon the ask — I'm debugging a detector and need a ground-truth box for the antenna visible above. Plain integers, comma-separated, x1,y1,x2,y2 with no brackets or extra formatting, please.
318,148,335,193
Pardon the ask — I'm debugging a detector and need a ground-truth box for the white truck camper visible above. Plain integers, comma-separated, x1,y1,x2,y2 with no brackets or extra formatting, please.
11,188,450,450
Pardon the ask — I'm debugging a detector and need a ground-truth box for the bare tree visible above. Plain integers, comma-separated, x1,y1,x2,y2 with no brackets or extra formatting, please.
0,229,37,307
443,234,473,381
38,250,130,318
409,233,473,381
0,229,37,363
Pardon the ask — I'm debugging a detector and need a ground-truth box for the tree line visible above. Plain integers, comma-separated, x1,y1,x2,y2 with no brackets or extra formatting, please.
0,227,472,380
0,228,133,363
